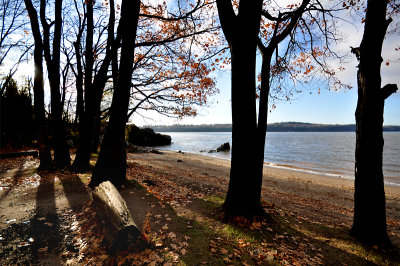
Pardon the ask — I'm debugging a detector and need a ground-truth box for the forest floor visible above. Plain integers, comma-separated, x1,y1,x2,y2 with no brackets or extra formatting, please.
0,150,399,265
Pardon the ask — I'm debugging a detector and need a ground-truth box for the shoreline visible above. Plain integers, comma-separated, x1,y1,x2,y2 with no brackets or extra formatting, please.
156,148,400,188
128,149,400,246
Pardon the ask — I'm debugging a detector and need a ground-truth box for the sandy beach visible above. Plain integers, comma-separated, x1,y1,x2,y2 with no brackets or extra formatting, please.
128,150,400,246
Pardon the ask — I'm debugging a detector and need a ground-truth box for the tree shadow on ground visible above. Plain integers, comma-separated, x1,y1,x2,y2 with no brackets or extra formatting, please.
57,170,91,210
0,170,65,265
115,179,376,265
32,171,63,264
28,169,91,264
178,196,399,265
0,162,26,203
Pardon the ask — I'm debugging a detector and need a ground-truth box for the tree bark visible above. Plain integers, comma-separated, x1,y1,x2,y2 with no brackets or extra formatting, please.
24,0,53,170
90,0,140,187
350,0,398,245
216,0,264,218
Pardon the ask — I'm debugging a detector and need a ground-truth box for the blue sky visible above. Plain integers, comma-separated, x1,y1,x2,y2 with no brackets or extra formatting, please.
137,73,399,126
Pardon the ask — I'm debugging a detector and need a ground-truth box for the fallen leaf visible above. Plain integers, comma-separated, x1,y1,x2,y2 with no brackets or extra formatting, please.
167,232,176,238
220,248,228,254
223,257,232,263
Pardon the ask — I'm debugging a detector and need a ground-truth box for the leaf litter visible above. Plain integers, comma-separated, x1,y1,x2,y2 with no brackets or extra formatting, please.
1,153,399,265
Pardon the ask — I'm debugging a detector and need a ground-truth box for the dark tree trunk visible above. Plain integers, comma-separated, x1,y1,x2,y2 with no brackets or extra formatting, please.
73,39,84,126
91,113,101,153
73,0,94,172
24,0,53,170
33,47,54,171
350,0,398,245
217,0,310,219
40,0,71,168
90,0,140,187
253,51,273,208
223,43,260,217
216,0,263,218
91,77,107,153
73,0,116,171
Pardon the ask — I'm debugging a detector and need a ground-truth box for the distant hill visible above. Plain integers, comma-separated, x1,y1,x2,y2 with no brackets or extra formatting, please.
146,122,400,132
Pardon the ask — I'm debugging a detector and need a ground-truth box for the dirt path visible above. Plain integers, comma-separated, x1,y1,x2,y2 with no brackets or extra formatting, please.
0,156,93,264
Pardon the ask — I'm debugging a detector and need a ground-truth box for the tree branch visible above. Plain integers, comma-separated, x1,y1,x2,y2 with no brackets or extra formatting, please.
381,84,398,100
216,0,236,45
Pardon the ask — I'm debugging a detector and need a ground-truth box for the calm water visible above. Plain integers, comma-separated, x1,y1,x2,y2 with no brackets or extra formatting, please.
158,132,400,186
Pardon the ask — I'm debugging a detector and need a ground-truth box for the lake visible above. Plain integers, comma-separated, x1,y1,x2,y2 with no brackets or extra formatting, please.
157,131,400,186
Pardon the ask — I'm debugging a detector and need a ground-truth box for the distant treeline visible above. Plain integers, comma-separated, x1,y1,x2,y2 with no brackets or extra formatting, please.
147,122,400,132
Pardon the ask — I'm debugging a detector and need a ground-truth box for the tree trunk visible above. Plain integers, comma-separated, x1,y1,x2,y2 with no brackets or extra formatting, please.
40,0,70,168
73,0,94,172
73,0,115,170
350,0,398,245
73,39,84,126
90,0,140,187
223,43,260,218
253,51,273,209
91,113,101,153
23,0,53,170
33,45,53,171
216,0,264,218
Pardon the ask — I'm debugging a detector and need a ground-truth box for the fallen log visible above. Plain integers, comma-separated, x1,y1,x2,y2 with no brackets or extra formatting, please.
92,181,140,251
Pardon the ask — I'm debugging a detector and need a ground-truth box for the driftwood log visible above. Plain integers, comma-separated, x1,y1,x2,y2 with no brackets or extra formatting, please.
92,181,140,250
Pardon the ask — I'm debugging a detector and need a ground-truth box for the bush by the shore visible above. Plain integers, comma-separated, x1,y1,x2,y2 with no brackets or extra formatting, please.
126,124,171,147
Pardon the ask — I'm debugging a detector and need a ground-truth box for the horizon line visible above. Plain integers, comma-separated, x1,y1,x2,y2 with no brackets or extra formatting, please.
136,121,400,127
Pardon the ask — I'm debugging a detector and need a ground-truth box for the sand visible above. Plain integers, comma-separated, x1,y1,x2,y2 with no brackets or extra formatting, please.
128,150,400,246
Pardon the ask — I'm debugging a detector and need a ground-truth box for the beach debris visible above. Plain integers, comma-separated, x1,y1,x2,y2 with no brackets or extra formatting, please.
208,142,230,153
216,142,230,152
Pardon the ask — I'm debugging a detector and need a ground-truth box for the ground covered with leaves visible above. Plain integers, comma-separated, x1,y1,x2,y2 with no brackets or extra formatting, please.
0,151,399,265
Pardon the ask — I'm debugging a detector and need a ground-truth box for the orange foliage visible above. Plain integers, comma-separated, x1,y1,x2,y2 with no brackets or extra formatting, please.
126,0,224,118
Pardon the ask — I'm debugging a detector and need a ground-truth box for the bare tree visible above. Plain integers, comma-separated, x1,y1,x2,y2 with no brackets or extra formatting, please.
24,0,53,170
217,0,348,218
90,0,141,187
0,0,31,94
